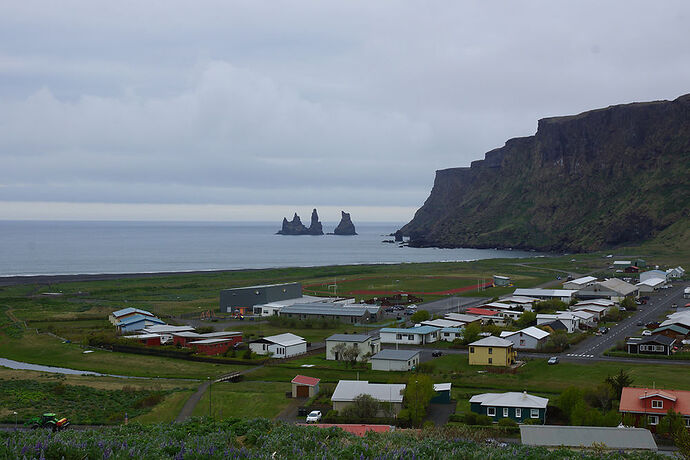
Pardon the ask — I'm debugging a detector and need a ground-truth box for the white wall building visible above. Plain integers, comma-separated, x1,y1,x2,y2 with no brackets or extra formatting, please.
499,327,550,350
331,380,406,416
249,333,306,358
325,334,380,361
379,326,439,345
370,349,420,371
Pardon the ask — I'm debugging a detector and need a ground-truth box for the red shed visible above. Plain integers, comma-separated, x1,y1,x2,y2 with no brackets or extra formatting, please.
189,337,238,355
123,333,161,347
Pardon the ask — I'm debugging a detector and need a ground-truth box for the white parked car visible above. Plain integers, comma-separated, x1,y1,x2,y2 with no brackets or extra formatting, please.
305,410,322,423
642,330,653,336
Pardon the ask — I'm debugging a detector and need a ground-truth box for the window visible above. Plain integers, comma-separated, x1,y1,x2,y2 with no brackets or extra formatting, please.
685,417,690,427
408,335,414,340
488,358,493,364
503,408,509,417
488,348,493,354
652,400,663,409
396,334,402,340
487,407,496,416
470,347,475,353
520,339,525,346
648,415,659,425
515,408,522,418
530,409,539,419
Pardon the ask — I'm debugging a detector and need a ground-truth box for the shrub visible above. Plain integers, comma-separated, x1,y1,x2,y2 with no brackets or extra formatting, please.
475,415,492,426
422,420,435,429
464,412,477,425
497,418,518,427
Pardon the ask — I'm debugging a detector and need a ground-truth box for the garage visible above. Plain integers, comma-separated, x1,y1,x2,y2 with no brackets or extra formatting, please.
291,375,320,399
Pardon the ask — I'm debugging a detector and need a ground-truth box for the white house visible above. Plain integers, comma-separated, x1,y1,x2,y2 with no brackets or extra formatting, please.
421,318,465,329
640,270,668,284
438,327,464,342
667,266,685,279
500,326,550,350
379,326,439,345
325,334,380,361
331,380,406,416
563,310,597,328
570,304,608,320
563,276,598,290
512,289,577,303
496,296,539,311
637,278,666,293
536,313,580,333
249,333,306,358
370,349,420,371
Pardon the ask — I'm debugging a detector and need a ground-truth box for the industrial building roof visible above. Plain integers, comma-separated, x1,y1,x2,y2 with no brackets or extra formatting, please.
497,296,539,304
575,299,615,307
143,325,195,334
325,334,376,343
598,278,638,296
469,336,514,347
370,349,419,361
444,313,482,323
380,326,439,335
117,314,164,326
280,303,372,317
112,307,155,318
637,277,666,287
331,380,406,403
565,276,597,286
260,295,327,308
470,391,548,409
513,288,577,298
520,425,657,451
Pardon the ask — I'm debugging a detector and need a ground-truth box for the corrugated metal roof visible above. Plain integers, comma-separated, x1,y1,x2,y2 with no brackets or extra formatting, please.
143,325,194,333
331,380,405,403
380,326,439,335
263,333,306,346
189,338,236,345
371,349,419,361
444,313,482,323
566,276,598,285
470,391,548,409
421,319,465,328
469,336,513,347
117,314,164,326
281,303,370,316
513,288,577,297
326,334,375,343
112,307,154,317
502,326,550,340
433,383,451,392
520,425,657,450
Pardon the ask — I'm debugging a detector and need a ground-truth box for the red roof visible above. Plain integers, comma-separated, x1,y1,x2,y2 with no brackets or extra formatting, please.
303,424,392,436
620,387,690,416
466,308,500,316
291,375,320,386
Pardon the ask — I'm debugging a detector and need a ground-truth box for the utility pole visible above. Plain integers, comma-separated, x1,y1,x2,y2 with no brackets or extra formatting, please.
208,377,212,419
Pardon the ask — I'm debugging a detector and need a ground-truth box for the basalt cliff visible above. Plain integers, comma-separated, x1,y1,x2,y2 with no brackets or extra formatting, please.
400,94,690,252
277,209,324,235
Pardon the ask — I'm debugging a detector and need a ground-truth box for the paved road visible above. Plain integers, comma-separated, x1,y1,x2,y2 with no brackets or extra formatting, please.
418,296,488,315
562,282,688,363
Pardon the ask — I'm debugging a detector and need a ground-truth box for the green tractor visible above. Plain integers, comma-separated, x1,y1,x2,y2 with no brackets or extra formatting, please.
25,413,70,431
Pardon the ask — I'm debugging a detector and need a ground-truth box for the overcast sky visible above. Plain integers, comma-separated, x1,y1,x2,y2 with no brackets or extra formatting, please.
1,1,689,222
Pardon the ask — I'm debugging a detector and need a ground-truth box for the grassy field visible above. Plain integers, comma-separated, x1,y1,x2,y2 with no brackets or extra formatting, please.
191,381,292,419
0,332,249,379
133,390,194,423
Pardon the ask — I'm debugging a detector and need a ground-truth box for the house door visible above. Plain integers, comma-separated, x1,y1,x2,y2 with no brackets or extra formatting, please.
296,385,309,398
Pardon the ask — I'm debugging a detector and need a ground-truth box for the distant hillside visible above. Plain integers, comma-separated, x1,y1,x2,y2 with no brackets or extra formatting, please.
400,94,690,253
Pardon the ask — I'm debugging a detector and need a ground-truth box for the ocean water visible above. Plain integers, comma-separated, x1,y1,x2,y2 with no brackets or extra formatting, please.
0,221,537,276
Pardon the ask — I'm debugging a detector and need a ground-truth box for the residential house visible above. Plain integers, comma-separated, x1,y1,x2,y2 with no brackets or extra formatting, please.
626,335,676,356
370,349,420,371
116,314,165,333
420,318,465,329
667,266,685,279
331,380,406,417
496,296,538,311
499,327,550,350
438,327,464,342
249,333,307,358
512,289,577,303
468,336,517,367
619,387,690,432
563,276,598,290
325,334,380,361
520,425,657,451
470,391,548,423
536,312,580,333
109,307,156,325
379,326,439,345
563,310,597,328
570,304,609,321
465,307,506,325
651,325,689,341
539,319,569,333
291,375,320,398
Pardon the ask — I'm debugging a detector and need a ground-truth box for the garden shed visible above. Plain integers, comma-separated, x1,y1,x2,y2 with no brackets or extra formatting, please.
291,375,320,398
431,383,452,404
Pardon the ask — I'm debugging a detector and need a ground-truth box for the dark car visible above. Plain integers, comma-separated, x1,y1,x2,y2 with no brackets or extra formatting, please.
432,351,443,357
636,321,643,326
598,326,609,334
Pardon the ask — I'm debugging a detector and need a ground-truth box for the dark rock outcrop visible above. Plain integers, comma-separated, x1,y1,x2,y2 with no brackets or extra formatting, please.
332,211,357,235
277,209,324,235
400,94,690,252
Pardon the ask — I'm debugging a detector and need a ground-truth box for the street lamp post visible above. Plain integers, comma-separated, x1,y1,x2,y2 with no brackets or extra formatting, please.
13,411,17,431
208,377,212,419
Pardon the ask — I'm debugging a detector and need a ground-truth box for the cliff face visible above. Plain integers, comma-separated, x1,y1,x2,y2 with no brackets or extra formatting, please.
277,209,324,235
401,94,690,252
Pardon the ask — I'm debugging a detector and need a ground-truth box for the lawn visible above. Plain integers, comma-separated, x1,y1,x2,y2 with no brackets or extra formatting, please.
191,381,292,419
0,332,250,379
133,390,194,424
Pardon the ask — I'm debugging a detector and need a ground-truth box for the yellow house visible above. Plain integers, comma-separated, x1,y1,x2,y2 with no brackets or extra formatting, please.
468,336,517,366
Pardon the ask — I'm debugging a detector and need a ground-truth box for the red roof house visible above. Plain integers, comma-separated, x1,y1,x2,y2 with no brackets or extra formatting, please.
291,375,321,398
466,308,501,317
619,387,690,431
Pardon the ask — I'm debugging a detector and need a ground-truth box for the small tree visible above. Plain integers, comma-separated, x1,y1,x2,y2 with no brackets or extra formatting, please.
546,331,569,351
331,343,347,361
343,393,380,419
342,343,361,367
462,322,481,345
404,374,435,426
605,369,633,400
410,310,431,323
516,311,537,328
620,296,637,311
